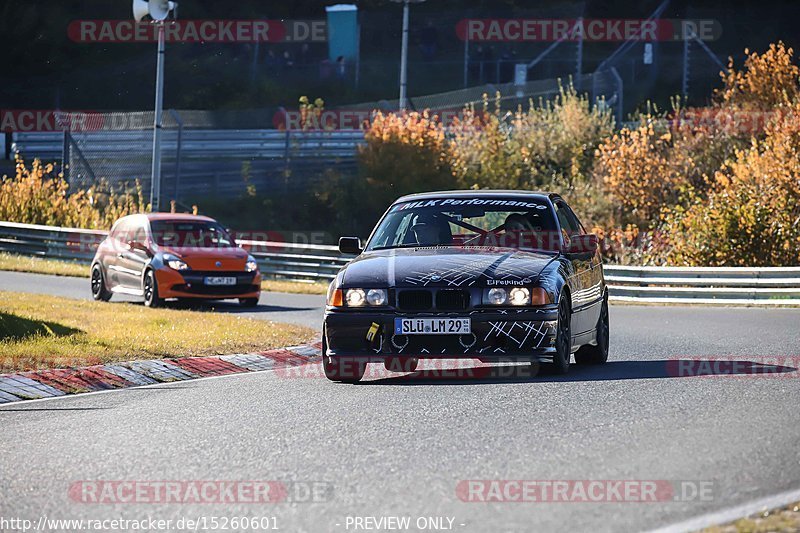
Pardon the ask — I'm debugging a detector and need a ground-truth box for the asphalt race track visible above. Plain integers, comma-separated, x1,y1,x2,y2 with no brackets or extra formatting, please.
1,270,800,532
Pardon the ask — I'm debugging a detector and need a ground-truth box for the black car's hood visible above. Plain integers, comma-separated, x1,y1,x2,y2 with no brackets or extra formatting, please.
341,247,557,288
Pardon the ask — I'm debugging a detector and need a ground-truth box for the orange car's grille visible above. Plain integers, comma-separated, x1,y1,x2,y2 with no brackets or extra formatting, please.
180,271,256,285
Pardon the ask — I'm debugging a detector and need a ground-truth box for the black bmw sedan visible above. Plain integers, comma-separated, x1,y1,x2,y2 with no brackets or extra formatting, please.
322,190,609,382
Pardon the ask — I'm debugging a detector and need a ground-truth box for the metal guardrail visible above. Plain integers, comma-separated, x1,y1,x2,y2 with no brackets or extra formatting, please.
11,130,365,165
1,221,799,306
0,220,352,282
604,265,800,305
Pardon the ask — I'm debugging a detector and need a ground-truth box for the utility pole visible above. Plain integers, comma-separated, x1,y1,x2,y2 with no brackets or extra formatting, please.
575,17,583,90
150,22,166,211
393,0,425,111
399,0,410,111
133,0,177,212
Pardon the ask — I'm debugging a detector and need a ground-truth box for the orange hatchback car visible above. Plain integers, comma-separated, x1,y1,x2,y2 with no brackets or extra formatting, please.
90,213,262,307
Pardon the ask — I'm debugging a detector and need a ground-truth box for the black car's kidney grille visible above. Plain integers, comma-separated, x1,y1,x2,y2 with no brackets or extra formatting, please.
436,289,469,311
398,290,433,311
397,289,471,311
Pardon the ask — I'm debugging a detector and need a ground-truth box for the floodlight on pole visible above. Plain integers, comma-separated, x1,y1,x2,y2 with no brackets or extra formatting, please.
133,0,178,212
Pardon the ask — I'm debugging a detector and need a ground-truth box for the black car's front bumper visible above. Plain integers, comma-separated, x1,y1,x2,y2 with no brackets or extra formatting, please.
324,307,558,363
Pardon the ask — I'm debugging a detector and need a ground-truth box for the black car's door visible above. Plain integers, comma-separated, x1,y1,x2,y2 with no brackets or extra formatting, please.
554,200,598,336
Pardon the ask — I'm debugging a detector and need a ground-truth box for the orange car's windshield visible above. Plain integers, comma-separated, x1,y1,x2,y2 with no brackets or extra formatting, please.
151,221,234,248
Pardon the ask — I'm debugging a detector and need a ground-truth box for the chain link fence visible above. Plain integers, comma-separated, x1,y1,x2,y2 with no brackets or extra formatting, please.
12,68,624,205
14,109,362,205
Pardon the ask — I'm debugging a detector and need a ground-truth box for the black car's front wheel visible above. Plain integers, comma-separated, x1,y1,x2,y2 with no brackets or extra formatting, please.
549,295,572,374
321,333,366,383
323,357,366,383
90,264,112,302
575,294,609,365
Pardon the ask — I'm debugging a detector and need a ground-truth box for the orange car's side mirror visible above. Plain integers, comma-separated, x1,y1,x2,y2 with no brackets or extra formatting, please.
127,240,153,257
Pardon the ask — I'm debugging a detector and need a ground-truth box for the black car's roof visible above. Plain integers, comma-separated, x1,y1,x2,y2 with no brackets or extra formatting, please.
394,190,559,204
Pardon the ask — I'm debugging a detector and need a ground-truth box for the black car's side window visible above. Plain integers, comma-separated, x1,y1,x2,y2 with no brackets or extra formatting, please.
555,201,581,243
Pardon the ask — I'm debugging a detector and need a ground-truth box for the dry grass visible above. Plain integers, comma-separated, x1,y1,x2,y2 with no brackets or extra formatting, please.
703,502,800,533
261,279,329,295
0,253,330,295
0,252,88,277
0,290,313,373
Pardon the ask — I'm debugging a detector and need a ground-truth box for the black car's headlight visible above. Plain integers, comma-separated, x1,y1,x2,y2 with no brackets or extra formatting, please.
328,288,388,307
483,287,550,306
163,253,189,271
245,255,259,273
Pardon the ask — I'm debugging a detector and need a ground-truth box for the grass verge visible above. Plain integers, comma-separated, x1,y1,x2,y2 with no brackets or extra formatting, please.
261,279,328,295
703,501,800,532
0,252,329,295
0,252,88,277
0,290,314,373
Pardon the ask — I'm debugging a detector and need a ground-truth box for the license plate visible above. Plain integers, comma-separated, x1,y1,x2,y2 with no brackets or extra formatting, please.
204,276,237,286
394,317,471,335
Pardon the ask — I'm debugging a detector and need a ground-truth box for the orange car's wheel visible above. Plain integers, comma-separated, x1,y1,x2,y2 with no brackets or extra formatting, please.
143,270,162,308
91,264,112,302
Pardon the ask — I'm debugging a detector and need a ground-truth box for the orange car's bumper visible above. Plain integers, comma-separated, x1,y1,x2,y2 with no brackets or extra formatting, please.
155,268,262,300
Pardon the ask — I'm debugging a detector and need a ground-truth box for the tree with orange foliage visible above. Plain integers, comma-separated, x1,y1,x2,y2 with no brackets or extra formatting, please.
593,118,693,230
662,102,800,266
717,41,800,111
327,110,457,236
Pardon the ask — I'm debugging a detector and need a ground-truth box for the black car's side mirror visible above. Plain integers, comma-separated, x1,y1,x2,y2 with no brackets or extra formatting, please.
339,237,362,255
564,234,599,258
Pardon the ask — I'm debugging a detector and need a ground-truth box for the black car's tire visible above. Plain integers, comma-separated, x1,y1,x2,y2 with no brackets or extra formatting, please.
321,329,366,382
239,297,260,307
384,357,419,373
90,264,112,302
323,356,366,383
143,270,162,308
548,295,572,374
575,295,610,365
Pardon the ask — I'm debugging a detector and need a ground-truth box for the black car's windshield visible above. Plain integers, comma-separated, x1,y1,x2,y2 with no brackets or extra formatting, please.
366,197,560,252
151,220,235,248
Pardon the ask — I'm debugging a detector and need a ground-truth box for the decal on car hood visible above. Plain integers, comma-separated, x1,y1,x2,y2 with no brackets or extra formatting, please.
342,247,556,288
